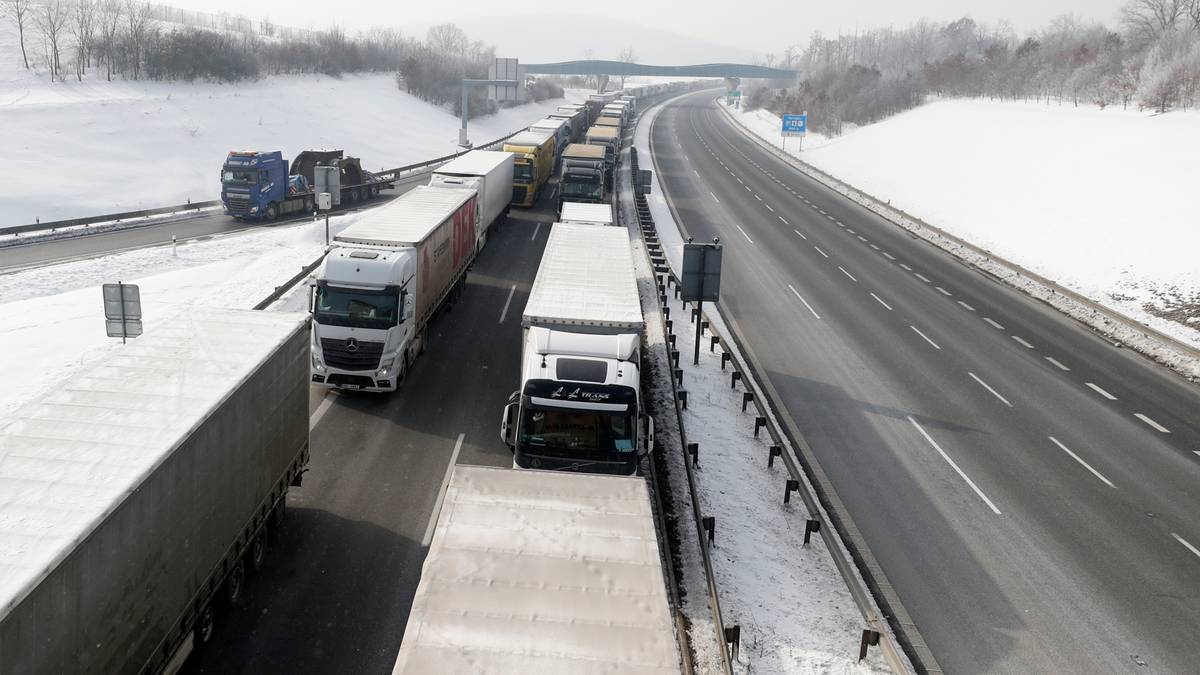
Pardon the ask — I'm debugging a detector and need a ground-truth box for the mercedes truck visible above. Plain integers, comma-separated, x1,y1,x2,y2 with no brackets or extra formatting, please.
500,222,653,475
558,143,608,210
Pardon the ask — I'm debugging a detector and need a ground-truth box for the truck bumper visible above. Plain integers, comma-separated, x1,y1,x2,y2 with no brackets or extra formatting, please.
312,369,396,392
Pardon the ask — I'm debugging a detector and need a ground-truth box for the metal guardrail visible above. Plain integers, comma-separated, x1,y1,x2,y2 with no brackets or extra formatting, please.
3,129,528,238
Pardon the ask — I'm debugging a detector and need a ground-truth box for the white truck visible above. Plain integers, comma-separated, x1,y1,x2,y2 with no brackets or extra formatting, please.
500,222,653,476
392,465,680,674
0,308,310,675
559,201,614,227
311,185,478,392
428,149,514,251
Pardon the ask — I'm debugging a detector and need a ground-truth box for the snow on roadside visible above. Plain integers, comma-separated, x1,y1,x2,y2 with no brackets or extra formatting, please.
729,98,1200,351
631,98,897,675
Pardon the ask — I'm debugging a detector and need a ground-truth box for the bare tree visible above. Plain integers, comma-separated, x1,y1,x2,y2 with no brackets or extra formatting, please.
1122,0,1188,45
35,0,69,81
97,0,121,80
1187,0,1200,30
426,23,467,56
124,0,150,79
70,0,96,80
1,0,32,68
617,46,636,88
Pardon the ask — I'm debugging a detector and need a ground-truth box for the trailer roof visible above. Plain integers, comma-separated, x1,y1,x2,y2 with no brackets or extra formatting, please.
523,222,642,330
504,129,555,148
529,117,567,131
0,308,309,620
562,143,606,159
335,186,474,248
586,127,620,140
560,201,614,225
393,466,679,675
434,150,512,177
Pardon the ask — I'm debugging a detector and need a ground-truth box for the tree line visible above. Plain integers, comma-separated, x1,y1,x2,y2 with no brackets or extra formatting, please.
746,0,1200,136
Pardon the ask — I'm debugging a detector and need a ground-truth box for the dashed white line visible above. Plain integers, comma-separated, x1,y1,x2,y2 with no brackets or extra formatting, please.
1170,533,1200,560
983,317,1005,330
838,266,857,282
870,293,893,311
1012,335,1035,349
710,191,720,203
845,228,855,234
1049,436,1115,488
498,284,517,323
1085,382,1118,400
958,301,976,312
914,273,932,283
694,169,701,177
1045,356,1070,371
793,229,806,240
779,216,789,225
765,204,775,212
735,225,755,244
969,372,1013,407
787,284,821,319
910,325,942,350
882,252,896,260
908,416,1002,515
754,194,762,201
745,185,753,192
814,246,829,258
936,287,953,297
736,177,744,184
900,263,913,271
817,208,826,215
856,235,867,242
1135,413,1170,433
309,395,336,431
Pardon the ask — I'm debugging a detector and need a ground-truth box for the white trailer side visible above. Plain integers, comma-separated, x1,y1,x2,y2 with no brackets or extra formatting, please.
559,202,615,227
429,150,514,248
392,465,680,675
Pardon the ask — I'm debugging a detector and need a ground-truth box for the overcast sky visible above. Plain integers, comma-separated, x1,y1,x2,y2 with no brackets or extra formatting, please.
174,0,1130,55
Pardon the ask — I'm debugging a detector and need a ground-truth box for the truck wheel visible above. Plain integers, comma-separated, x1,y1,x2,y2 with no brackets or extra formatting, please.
371,185,380,197
265,202,278,221
195,605,215,644
248,531,268,573
226,560,246,607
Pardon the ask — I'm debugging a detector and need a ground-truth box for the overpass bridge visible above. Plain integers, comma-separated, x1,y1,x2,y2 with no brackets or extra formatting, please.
524,60,798,80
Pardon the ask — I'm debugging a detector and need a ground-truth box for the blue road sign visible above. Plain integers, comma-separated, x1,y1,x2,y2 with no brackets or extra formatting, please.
782,113,807,137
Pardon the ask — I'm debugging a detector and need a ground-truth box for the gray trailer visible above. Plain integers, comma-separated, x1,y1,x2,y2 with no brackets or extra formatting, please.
0,308,311,675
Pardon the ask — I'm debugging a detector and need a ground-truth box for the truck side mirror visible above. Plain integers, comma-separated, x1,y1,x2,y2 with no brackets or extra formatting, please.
402,292,414,322
501,400,518,450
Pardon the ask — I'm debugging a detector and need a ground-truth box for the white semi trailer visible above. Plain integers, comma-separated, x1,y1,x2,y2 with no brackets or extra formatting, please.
311,185,478,392
501,222,653,476
428,150,514,251
392,465,680,674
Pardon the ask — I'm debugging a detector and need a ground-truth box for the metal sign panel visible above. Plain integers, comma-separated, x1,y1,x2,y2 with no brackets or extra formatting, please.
488,58,525,102
681,243,722,303
102,283,141,320
105,319,143,338
314,166,340,206
782,113,807,137
636,169,653,195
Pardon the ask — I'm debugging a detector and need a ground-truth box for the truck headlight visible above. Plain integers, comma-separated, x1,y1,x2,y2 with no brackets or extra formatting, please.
376,358,395,378
312,353,324,371
250,205,260,213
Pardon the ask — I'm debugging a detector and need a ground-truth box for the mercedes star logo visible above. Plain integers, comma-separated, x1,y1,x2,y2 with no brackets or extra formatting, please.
345,338,359,353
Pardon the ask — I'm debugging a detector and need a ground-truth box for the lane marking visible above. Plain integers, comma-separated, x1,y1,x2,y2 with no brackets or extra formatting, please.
856,235,867,242
787,284,821,319
913,273,932,283
838,266,857,282
710,191,720,203
735,225,755,244
870,292,893,311
309,395,335,431
845,228,855,234
421,433,466,547
1085,382,1118,400
882,252,896,260
908,416,1002,515
746,185,753,192
531,222,542,240
817,208,826,215
498,284,517,323
1045,356,1070,371
1171,533,1200,560
983,317,1005,330
1135,413,1170,433
765,204,775,212
900,263,913,271
814,246,829,258
755,194,762,201
694,169,701,177
793,229,806,240
1012,335,1035,349
910,325,942,350
969,372,1013,407
779,216,789,225
936,286,953,297
958,300,976,312
1049,436,1115,488
870,244,881,251
736,177,744,184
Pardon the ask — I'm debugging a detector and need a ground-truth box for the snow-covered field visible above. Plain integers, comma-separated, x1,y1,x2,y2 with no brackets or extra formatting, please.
731,99,1200,348
0,22,581,227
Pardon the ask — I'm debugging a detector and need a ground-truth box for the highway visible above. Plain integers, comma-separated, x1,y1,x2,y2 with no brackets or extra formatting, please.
650,90,1200,674
179,191,554,674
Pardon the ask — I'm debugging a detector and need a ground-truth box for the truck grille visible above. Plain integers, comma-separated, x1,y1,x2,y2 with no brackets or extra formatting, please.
511,186,527,205
225,193,251,216
320,338,383,371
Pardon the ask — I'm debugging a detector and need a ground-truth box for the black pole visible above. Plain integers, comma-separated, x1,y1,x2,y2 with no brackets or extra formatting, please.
694,298,703,366
325,213,330,245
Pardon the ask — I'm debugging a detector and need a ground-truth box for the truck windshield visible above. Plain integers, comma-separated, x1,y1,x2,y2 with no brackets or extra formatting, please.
314,285,400,329
513,162,534,182
520,406,635,455
222,169,258,184
561,176,602,199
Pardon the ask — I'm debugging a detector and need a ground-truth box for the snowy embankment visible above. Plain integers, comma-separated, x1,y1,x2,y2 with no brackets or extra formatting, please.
731,99,1200,351
632,99,900,675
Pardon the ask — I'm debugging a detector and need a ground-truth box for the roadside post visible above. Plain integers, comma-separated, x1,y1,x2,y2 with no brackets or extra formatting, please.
102,282,142,344
781,110,808,152
681,238,723,366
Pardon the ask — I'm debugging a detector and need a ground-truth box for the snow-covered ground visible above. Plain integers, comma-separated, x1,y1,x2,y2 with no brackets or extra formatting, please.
631,98,900,675
731,99,1200,348
0,22,582,227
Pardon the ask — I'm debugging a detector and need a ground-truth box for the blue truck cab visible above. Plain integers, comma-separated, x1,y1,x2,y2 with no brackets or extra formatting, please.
221,151,302,220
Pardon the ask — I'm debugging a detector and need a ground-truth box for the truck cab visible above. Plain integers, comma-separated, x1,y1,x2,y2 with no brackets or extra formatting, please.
584,127,620,180
558,143,608,208
221,151,288,220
